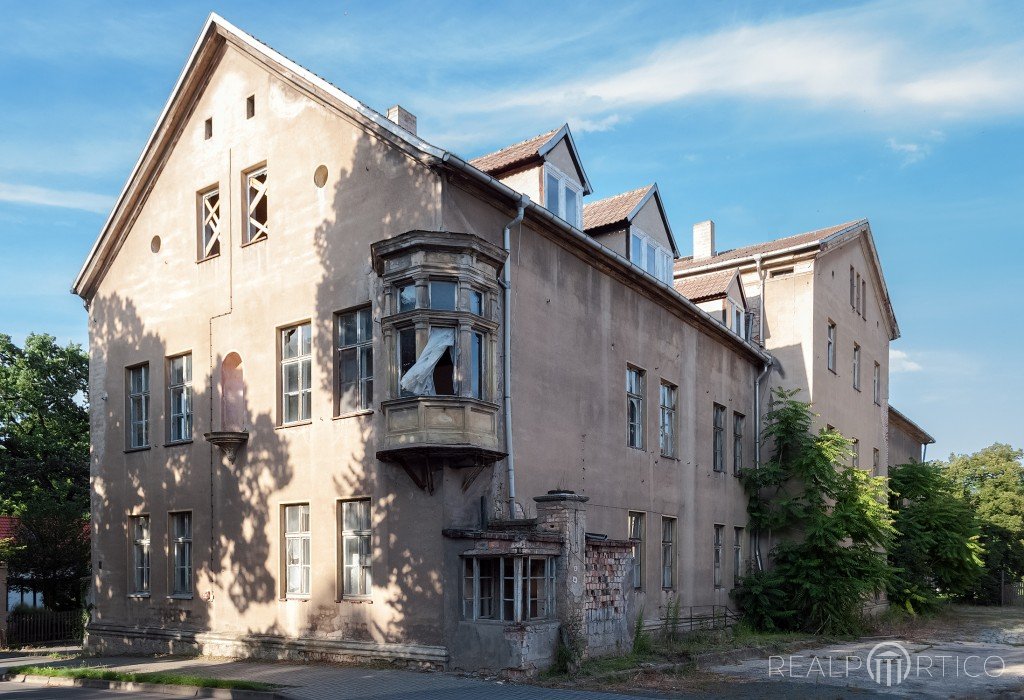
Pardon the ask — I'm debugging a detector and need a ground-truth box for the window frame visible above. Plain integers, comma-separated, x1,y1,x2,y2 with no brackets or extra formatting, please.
197,186,221,261
872,448,880,477
336,307,374,416
873,362,881,405
714,524,724,589
826,321,837,373
628,226,673,284
280,322,312,425
243,164,268,244
169,511,193,597
130,514,151,596
167,353,193,444
661,516,676,590
852,343,861,391
628,511,645,590
712,403,726,473
462,555,554,622
282,503,311,599
659,381,677,458
732,411,745,476
626,366,646,450
733,526,744,586
339,498,372,599
126,363,150,450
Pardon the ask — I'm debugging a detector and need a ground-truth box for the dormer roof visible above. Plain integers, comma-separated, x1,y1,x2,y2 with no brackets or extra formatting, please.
470,124,593,195
674,268,741,304
584,183,679,257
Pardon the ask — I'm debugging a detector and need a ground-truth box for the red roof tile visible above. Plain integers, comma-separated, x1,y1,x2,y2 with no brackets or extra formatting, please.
674,268,737,303
675,219,865,272
469,128,560,175
583,185,653,231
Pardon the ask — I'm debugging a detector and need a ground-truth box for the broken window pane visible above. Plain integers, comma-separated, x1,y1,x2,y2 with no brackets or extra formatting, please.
399,327,455,396
399,284,416,312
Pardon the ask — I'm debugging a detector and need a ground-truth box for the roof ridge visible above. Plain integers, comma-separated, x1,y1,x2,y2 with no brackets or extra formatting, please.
583,184,653,208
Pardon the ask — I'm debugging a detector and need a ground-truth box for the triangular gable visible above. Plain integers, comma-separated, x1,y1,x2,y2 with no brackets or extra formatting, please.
73,12,447,301
537,125,592,195
626,184,679,258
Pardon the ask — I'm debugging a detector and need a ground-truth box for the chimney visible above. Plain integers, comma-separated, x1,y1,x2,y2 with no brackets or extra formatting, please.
692,220,716,260
386,105,417,135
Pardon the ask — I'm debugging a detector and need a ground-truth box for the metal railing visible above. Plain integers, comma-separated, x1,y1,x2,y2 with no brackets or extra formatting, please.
1,609,85,648
644,604,742,635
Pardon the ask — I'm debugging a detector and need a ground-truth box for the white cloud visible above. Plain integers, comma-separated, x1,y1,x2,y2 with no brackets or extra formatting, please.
887,139,930,165
0,182,112,214
890,349,923,373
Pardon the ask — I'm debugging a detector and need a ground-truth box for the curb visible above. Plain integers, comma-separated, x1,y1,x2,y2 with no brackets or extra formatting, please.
2,672,284,699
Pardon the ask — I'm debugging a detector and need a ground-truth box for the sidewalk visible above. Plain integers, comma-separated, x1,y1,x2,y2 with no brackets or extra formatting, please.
0,651,652,700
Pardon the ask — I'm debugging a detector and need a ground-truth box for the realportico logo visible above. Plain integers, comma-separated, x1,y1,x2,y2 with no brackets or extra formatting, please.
867,641,912,686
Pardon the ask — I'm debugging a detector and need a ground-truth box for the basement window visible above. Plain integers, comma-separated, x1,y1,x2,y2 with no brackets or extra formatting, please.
245,166,268,243
462,556,555,622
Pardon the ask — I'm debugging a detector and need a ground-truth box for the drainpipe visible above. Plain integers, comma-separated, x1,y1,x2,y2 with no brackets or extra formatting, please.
501,195,528,517
753,357,772,572
755,254,766,345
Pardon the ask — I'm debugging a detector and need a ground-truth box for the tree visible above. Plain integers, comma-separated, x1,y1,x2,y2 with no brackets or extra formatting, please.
887,461,983,613
0,333,90,609
942,444,1024,604
735,389,893,635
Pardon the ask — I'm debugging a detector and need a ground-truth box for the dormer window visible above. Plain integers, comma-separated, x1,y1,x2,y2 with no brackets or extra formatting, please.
544,165,582,229
629,229,673,284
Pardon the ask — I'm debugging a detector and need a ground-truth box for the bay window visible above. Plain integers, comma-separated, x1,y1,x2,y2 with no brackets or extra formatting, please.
463,555,555,622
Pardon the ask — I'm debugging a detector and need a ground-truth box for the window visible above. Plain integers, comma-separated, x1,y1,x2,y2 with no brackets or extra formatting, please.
246,94,255,119
127,364,150,449
463,556,554,622
627,367,645,449
281,323,311,424
284,504,310,597
340,499,371,597
199,188,220,259
398,326,456,396
714,524,724,588
397,327,417,396
544,165,582,228
855,272,862,315
245,166,268,243
168,354,192,443
170,512,192,596
628,512,644,589
733,412,745,475
659,382,677,458
853,344,861,391
713,404,726,472
629,229,673,284
204,117,212,140
337,308,373,414
428,280,457,310
861,279,867,319
470,331,485,400
661,517,675,589
732,304,745,338
849,266,856,308
130,515,150,595
873,448,880,477
852,439,860,469
733,527,744,586
468,289,484,316
398,283,416,312
770,267,794,278
826,322,837,372
873,362,881,405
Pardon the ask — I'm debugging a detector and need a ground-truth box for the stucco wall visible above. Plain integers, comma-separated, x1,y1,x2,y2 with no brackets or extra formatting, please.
889,417,925,466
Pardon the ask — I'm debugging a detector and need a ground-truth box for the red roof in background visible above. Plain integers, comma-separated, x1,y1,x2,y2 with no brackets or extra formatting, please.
0,515,18,540
469,128,559,175
583,185,653,231
674,268,738,303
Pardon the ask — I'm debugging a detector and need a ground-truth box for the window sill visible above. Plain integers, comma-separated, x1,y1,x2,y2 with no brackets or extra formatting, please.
275,420,312,430
628,445,645,451
280,596,310,602
166,594,193,601
853,387,861,393
241,237,267,249
196,253,220,264
164,439,193,447
127,593,151,599
336,596,373,604
659,454,679,461
334,409,374,421
124,446,151,454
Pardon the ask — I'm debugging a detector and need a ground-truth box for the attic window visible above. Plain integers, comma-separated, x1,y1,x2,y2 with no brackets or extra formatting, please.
199,188,221,260
204,118,213,140
629,228,673,284
544,164,582,229
245,166,268,243
246,95,255,119
770,267,794,278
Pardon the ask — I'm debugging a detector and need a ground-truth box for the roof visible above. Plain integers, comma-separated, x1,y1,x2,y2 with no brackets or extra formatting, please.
469,123,592,195
469,129,560,175
584,186,652,230
674,220,863,272
674,268,738,303
888,406,935,445
583,183,680,257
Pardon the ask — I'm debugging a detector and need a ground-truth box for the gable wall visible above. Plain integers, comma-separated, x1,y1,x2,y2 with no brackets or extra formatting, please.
631,197,675,255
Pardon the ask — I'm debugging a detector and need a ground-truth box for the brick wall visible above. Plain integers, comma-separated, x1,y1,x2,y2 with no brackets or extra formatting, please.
584,539,633,657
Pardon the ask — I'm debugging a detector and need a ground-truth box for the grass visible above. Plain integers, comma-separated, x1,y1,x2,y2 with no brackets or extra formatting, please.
5,665,277,692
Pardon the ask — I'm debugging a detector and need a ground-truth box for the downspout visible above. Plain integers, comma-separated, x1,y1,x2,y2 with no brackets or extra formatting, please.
501,195,528,517
753,253,769,572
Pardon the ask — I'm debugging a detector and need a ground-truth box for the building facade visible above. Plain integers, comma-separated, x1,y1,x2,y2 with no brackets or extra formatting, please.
74,15,771,674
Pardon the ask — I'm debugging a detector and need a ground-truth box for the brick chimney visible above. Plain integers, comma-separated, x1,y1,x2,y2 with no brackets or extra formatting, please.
692,220,716,260
386,105,417,135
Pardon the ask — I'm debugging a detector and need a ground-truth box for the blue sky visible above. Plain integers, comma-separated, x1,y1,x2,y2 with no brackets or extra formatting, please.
1,1,1021,458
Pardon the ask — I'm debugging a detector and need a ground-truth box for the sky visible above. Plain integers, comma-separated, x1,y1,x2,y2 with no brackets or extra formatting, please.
0,0,1021,459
